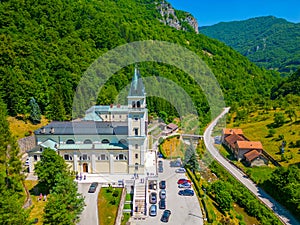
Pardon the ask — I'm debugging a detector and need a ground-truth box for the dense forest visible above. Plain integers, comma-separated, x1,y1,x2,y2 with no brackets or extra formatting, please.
200,16,300,76
271,69,300,99
0,0,280,127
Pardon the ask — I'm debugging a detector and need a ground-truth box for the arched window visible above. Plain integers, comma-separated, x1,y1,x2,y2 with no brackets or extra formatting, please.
101,139,110,144
135,163,139,170
83,139,92,144
137,101,141,108
66,139,75,144
116,154,127,160
135,144,138,149
98,154,108,160
132,101,136,108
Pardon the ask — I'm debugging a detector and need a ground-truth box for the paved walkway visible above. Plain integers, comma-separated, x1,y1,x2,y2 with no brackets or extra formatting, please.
203,107,300,225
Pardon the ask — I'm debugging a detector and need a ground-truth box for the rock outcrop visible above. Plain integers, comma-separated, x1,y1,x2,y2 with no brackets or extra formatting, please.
156,1,199,33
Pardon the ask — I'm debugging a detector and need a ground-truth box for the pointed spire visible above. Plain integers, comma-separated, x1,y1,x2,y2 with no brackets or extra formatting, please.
129,65,145,96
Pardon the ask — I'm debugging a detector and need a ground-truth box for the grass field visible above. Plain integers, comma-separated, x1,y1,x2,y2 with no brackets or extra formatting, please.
8,116,49,139
228,109,300,167
161,135,185,158
98,187,122,225
24,180,48,225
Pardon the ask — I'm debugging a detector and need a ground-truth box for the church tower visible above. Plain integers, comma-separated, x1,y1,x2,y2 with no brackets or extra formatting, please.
127,67,148,174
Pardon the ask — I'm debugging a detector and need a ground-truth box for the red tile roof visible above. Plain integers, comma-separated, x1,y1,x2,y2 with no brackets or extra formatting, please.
236,141,263,150
223,128,244,135
244,150,262,162
224,133,246,149
167,123,178,130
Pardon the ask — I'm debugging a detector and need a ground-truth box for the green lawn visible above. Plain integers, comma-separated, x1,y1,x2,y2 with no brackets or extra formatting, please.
98,187,122,225
120,213,131,225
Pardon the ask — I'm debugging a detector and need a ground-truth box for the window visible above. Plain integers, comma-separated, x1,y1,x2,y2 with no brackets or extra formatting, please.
33,155,38,161
135,153,139,159
105,115,107,119
66,139,75,144
137,101,141,108
64,154,73,161
101,139,110,144
135,144,138,149
112,114,115,118
98,154,107,160
39,147,43,152
119,115,122,119
134,128,138,136
83,139,92,144
132,101,136,108
135,163,139,170
116,154,127,160
80,154,90,161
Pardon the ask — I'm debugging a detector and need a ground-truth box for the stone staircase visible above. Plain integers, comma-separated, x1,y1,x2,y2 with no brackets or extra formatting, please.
132,181,147,219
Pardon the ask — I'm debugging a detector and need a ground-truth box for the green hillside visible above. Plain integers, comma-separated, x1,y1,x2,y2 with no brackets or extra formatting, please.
200,16,300,76
0,0,279,127
271,69,300,99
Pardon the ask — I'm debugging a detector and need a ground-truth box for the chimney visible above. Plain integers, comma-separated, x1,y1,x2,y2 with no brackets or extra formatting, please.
40,127,46,134
50,127,55,134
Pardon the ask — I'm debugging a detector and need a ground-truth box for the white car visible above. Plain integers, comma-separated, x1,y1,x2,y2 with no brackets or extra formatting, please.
175,168,186,173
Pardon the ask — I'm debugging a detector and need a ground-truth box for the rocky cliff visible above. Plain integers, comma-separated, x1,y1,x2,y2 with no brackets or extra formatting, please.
156,1,199,33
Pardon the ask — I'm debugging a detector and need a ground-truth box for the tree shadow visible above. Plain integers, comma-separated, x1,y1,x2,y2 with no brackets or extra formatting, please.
29,182,48,196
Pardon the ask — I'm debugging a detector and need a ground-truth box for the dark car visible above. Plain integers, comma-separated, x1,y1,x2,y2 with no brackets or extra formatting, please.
149,181,157,190
161,209,171,222
149,204,157,216
158,160,163,167
149,192,157,204
88,182,98,193
159,199,166,209
159,180,166,189
178,189,194,196
177,178,191,184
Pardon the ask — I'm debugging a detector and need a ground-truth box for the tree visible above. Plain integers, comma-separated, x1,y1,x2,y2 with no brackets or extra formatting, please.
43,174,84,225
34,148,68,192
215,190,233,212
183,144,199,173
29,97,41,124
285,108,296,122
273,112,285,127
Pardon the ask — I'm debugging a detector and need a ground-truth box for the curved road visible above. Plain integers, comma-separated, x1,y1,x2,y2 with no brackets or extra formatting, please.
203,107,299,225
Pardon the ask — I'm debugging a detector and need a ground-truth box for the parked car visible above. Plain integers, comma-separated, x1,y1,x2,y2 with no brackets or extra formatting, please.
161,209,171,222
88,182,98,193
159,199,166,209
175,168,186,173
149,204,157,216
149,192,157,204
177,178,191,184
178,189,194,196
149,181,157,190
159,180,166,189
158,166,163,173
178,182,191,188
159,189,166,199
158,160,163,167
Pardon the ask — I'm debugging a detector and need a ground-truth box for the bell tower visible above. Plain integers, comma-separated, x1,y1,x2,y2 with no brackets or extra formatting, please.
127,67,148,174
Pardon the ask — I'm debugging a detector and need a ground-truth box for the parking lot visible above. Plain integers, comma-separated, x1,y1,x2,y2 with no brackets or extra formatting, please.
135,159,203,225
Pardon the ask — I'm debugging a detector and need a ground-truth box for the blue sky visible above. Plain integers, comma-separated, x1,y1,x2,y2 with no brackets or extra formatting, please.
167,0,300,26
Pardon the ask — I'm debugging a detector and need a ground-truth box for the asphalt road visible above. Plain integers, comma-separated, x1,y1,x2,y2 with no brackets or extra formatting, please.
77,182,100,225
135,159,203,225
203,107,300,225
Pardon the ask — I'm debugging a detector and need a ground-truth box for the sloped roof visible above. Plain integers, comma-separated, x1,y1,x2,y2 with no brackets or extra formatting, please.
34,121,128,135
128,67,145,97
236,141,263,150
40,139,58,150
224,133,246,149
244,150,262,162
167,123,178,130
223,128,244,135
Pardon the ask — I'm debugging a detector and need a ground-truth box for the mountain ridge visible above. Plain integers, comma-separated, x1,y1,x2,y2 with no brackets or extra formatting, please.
200,16,300,76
